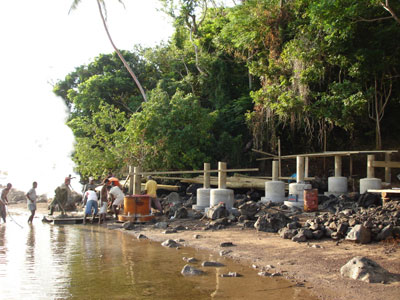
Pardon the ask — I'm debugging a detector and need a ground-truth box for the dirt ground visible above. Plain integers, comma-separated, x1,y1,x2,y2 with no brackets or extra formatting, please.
8,202,400,300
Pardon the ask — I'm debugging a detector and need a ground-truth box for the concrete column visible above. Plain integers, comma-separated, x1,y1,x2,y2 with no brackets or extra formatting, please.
129,165,134,195
335,156,342,177
272,160,279,181
367,155,375,178
133,166,142,195
218,162,227,189
305,157,309,179
385,153,391,183
204,163,211,188
296,156,305,183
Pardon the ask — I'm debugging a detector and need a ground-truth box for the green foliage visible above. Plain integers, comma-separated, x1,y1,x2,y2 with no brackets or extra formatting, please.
56,0,400,178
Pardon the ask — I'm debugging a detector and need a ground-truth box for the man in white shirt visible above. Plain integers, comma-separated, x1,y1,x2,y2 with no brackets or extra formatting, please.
109,181,124,220
26,181,38,224
83,187,98,224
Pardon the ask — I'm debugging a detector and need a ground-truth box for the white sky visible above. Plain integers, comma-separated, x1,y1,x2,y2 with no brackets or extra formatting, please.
0,0,173,196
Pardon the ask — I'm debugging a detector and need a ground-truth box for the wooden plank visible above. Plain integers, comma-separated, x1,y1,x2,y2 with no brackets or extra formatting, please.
252,149,276,157
132,168,258,175
372,161,400,168
256,150,398,161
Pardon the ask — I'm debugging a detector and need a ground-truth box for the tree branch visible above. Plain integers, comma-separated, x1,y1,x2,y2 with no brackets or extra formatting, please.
380,0,400,25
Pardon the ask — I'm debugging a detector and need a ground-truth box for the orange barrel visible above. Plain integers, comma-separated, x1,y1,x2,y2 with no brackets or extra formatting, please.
124,195,151,216
303,189,318,212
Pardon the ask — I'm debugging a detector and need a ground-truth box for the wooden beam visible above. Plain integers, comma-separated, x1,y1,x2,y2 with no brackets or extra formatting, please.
133,168,258,175
252,149,276,157
372,160,400,169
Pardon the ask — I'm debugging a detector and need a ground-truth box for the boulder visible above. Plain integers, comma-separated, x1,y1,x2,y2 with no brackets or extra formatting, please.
292,231,307,242
181,264,205,276
122,221,135,230
254,212,291,233
207,203,229,220
174,207,188,219
161,239,181,248
202,261,225,267
238,201,259,219
345,225,371,244
279,227,297,239
376,224,393,241
340,256,395,283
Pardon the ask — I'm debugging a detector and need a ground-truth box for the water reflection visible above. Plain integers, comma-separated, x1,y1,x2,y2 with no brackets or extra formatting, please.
0,216,315,300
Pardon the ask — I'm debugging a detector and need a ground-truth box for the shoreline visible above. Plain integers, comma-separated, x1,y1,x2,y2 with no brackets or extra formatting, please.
7,202,400,300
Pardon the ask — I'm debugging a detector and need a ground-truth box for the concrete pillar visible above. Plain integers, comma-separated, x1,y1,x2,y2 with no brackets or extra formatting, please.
218,162,227,189
367,155,375,178
360,155,381,194
204,162,211,188
335,156,342,177
385,153,391,183
296,156,305,183
210,189,234,209
129,166,134,195
305,157,309,179
262,160,285,203
133,166,142,195
272,160,278,181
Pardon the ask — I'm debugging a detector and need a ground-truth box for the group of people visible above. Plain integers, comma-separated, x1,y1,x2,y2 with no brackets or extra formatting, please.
0,182,38,225
0,173,164,226
81,177,125,224
81,175,163,224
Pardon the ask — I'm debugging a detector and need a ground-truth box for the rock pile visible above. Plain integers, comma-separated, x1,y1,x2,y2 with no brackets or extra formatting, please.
278,198,400,243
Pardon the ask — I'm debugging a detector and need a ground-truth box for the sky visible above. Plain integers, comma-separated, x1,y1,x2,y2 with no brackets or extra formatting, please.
0,0,173,196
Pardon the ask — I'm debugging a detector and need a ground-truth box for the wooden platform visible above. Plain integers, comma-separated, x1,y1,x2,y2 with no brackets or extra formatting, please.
47,215,101,225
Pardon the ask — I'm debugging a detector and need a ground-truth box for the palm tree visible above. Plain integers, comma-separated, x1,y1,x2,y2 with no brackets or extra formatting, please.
69,0,147,102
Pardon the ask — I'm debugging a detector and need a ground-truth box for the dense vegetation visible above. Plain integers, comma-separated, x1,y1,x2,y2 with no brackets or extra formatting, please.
54,0,400,179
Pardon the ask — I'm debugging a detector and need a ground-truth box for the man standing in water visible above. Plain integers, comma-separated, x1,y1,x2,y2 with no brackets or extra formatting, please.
144,176,163,215
0,183,12,223
26,181,38,224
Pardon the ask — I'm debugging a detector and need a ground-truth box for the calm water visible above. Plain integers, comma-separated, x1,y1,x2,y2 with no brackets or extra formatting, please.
0,212,315,300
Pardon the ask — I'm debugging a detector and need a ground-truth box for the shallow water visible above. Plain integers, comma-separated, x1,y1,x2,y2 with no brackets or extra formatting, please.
0,213,315,299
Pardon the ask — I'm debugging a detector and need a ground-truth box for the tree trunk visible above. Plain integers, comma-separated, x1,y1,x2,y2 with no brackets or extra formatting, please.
96,0,147,102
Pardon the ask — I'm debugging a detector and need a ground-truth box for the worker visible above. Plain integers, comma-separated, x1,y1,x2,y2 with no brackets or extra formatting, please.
0,183,12,223
82,177,96,194
109,180,124,220
83,186,98,224
98,178,110,224
49,177,71,216
26,181,38,224
144,176,163,214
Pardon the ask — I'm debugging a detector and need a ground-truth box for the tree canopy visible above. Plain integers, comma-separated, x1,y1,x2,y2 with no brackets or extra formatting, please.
54,0,400,179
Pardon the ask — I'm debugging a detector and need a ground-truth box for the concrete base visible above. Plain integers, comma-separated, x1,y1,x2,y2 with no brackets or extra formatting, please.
360,178,382,194
327,176,348,195
210,188,234,210
197,188,211,207
285,182,312,210
288,183,312,201
192,205,208,211
262,181,286,203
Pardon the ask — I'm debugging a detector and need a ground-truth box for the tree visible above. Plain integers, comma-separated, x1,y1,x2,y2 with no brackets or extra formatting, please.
69,0,148,102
